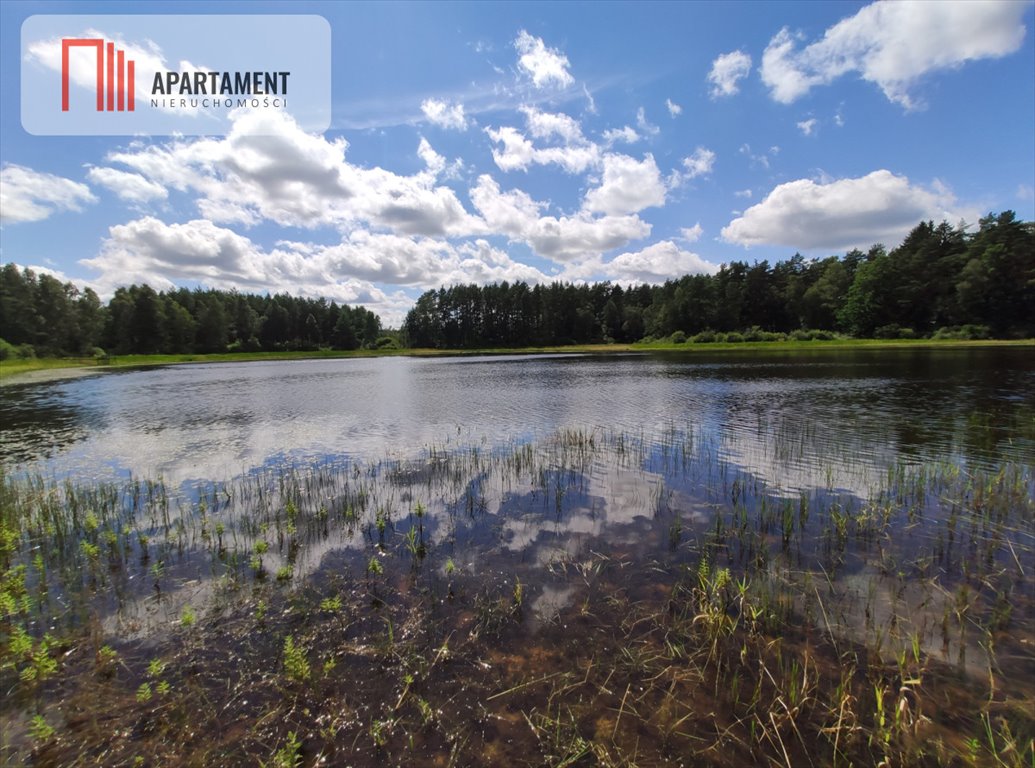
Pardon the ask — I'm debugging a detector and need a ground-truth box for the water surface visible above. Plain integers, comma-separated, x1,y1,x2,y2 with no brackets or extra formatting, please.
2,348,1033,766
3,348,1032,487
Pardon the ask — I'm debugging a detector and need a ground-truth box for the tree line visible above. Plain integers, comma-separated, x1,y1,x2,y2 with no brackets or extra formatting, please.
0,275,383,358
1,212,1031,359
404,212,1034,347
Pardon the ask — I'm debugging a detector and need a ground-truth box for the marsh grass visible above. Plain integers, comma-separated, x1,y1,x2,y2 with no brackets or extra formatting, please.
0,425,1032,766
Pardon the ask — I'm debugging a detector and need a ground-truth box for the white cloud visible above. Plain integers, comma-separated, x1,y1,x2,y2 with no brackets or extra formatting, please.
666,98,682,117
1017,184,1034,202
680,223,703,243
484,126,536,172
721,169,970,250
77,216,550,325
485,109,600,174
680,147,716,180
583,153,667,216
602,126,640,146
420,98,469,130
734,189,753,199
525,144,600,174
86,167,169,203
0,164,96,224
669,147,717,188
417,138,446,176
635,107,659,136
300,231,551,289
708,50,753,97
470,175,650,262
739,143,776,169
605,241,720,283
520,106,584,143
514,30,574,89
797,118,818,136
761,0,1029,108
106,110,482,237
81,217,262,291
582,84,597,114
468,175,544,234
525,212,651,262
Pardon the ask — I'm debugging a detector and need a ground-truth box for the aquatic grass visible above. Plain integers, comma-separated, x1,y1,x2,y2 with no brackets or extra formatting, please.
0,426,1032,765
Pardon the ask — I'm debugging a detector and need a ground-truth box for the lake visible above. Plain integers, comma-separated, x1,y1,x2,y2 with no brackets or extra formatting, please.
4,347,1032,483
2,347,1033,766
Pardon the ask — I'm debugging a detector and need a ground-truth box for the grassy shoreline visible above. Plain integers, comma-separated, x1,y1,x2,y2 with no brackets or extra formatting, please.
1,337,1031,383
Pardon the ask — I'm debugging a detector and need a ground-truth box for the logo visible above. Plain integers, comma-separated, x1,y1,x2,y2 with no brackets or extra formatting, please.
23,15,331,136
61,38,135,112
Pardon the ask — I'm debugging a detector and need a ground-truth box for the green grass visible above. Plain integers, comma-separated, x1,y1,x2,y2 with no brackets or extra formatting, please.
0,358,101,379
631,337,1035,352
2,337,1032,382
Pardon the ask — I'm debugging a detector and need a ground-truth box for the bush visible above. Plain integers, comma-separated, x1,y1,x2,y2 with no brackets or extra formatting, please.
742,327,788,342
724,332,744,343
932,324,992,340
691,329,716,343
0,338,16,361
669,331,687,344
874,324,915,339
375,336,400,349
810,329,837,341
16,344,36,360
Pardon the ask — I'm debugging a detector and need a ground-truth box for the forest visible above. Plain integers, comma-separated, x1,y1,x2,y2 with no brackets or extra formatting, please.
0,279,383,358
404,212,1034,348
1,212,1032,359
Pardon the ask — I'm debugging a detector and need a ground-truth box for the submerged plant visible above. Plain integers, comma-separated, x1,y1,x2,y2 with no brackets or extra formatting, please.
282,635,311,683
267,731,302,768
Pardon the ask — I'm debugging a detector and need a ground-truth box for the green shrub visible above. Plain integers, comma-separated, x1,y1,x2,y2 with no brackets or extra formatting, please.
691,329,716,343
669,331,687,344
742,327,787,342
933,324,991,340
724,332,744,343
375,336,399,349
0,338,16,361
874,324,915,339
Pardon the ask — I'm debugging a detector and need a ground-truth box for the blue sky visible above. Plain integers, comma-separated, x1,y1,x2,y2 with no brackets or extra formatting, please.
2,0,1033,326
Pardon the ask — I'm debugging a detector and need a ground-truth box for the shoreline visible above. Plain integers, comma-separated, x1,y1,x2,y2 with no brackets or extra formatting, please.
0,365,113,386
1,337,1031,385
